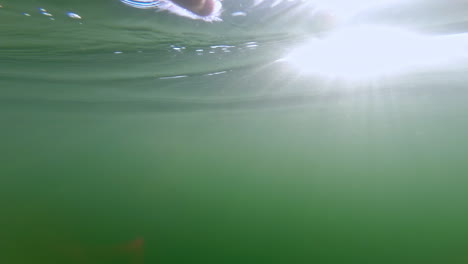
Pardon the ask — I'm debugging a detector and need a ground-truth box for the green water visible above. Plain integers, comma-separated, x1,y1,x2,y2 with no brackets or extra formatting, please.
2,1,468,263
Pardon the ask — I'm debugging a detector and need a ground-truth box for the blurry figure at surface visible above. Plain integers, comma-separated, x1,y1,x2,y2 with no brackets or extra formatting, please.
120,0,223,21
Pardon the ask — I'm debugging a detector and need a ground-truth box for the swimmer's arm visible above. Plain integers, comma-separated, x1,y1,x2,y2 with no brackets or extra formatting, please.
171,0,216,16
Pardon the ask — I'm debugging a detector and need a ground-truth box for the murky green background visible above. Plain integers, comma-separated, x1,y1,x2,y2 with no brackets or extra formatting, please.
2,0,468,263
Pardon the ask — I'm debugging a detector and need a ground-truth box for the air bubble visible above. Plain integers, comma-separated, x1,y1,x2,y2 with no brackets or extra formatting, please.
66,12,82,19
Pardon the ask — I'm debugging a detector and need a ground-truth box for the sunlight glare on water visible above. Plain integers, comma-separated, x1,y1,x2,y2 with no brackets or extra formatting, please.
282,26,468,81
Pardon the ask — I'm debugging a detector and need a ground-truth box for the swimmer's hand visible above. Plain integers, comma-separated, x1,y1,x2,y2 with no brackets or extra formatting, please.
171,0,215,16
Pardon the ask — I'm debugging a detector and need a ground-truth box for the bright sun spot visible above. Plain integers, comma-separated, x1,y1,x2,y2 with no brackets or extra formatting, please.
311,0,407,20
282,26,467,80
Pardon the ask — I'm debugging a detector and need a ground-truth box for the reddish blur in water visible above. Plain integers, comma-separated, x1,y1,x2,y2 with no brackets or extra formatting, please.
55,237,145,264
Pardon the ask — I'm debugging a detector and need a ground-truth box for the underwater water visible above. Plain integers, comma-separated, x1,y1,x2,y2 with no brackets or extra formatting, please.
2,0,468,263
